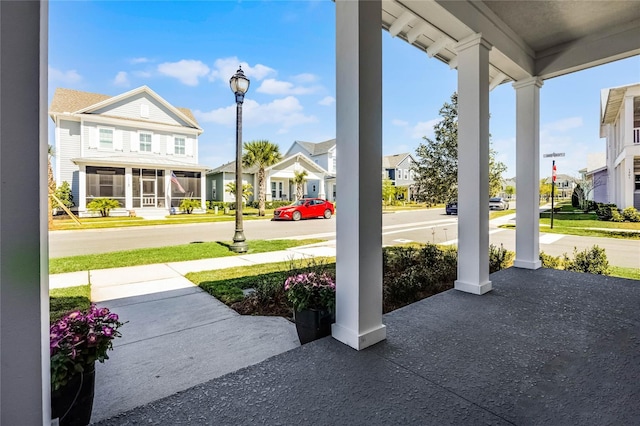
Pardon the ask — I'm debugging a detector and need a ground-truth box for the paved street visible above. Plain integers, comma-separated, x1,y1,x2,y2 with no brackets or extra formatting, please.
49,207,640,269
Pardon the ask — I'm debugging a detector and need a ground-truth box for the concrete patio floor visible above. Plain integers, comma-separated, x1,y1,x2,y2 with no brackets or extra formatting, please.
94,268,640,425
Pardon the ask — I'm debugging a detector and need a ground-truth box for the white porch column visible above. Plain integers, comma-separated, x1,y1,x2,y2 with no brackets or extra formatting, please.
332,0,386,350
623,95,635,209
165,169,172,210
513,77,543,269
318,176,326,199
125,166,133,210
0,1,48,423
200,172,206,209
265,174,272,202
454,34,493,295
78,164,87,212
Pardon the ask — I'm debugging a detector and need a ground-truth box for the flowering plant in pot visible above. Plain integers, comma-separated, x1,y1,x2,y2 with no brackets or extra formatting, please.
50,304,124,425
284,272,336,344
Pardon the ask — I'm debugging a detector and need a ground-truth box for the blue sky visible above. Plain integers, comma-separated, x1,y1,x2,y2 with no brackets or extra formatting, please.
49,1,640,179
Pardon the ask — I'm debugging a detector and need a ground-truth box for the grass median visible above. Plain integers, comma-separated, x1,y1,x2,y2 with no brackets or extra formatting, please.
49,239,326,274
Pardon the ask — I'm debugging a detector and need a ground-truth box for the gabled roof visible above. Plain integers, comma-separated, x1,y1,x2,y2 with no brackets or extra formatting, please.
208,152,328,176
288,139,336,156
383,153,413,169
49,86,200,130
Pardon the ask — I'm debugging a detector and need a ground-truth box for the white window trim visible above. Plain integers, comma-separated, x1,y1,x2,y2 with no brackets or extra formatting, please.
138,131,153,153
174,135,186,156
98,126,115,151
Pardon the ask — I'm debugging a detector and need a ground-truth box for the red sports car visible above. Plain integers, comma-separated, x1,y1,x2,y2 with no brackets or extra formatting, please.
273,198,335,221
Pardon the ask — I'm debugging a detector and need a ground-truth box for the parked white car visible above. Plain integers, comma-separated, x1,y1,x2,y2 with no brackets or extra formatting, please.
489,197,510,210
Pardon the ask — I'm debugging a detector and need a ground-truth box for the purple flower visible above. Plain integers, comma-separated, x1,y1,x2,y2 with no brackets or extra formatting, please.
103,326,113,337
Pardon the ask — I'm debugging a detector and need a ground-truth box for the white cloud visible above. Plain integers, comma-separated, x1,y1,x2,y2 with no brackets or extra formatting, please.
411,119,440,139
318,96,335,106
209,57,276,83
48,66,82,84
292,73,318,84
157,60,210,86
195,96,316,134
392,119,408,127
130,57,150,64
256,78,320,95
113,71,130,87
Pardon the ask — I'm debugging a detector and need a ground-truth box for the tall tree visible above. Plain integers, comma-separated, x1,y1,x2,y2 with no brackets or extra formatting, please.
412,92,507,203
48,145,56,229
242,140,282,216
293,170,308,201
225,182,253,202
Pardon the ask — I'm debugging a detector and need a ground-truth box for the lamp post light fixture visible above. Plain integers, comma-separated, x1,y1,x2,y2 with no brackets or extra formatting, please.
230,66,250,253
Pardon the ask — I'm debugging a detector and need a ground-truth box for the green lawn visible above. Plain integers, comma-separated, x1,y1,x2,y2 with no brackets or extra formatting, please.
489,209,515,219
50,285,91,322
610,266,640,281
50,239,326,274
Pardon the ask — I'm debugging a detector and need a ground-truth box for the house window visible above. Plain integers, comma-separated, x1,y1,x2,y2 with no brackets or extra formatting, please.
272,182,277,198
404,169,409,180
635,175,640,191
410,170,415,180
99,128,113,150
86,166,125,206
279,182,283,198
396,169,400,179
332,156,336,172
139,132,152,152
174,137,185,155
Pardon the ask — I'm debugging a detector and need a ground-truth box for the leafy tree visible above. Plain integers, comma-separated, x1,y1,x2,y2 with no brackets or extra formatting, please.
242,140,282,216
382,178,396,206
86,198,120,217
179,198,201,214
504,185,515,199
412,92,507,203
225,182,253,202
293,170,308,201
48,145,56,228
53,181,74,209
572,175,606,210
539,179,552,201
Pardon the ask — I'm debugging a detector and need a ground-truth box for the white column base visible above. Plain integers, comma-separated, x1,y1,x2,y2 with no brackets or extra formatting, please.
332,323,386,350
513,259,542,269
455,280,492,295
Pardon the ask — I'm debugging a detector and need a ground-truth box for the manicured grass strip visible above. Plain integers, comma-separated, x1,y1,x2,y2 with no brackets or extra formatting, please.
489,209,515,220
50,239,326,274
187,257,336,304
499,223,640,239
50,285,91,323
610,266,640,281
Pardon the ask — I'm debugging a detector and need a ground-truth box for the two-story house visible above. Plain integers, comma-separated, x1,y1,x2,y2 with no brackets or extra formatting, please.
601,82,640,210
49,86,208,217
382,153,417,201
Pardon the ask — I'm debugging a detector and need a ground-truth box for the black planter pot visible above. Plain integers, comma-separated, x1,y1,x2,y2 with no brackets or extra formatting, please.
51,363,96,426
294,309,335,344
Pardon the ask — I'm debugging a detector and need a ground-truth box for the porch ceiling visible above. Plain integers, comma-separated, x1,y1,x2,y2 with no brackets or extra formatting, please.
382,0,640,83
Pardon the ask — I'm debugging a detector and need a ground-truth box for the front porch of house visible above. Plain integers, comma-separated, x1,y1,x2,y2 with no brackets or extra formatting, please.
94,267,640,424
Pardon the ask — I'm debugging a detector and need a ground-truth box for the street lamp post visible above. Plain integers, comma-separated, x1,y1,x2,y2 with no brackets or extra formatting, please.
230,66,250,253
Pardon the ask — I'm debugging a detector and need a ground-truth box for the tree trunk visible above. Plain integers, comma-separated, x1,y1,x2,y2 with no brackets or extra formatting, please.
258,168,265,216
48,156,56,229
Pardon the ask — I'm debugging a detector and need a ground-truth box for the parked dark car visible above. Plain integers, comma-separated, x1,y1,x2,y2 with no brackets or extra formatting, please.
273,198,335,221
489,197,510,211
446,201,457,215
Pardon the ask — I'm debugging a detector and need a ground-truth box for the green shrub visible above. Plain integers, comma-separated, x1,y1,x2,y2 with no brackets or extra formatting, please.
86,198,120,217
179,198,201,214
565,245,610,275
207,201,232,210
489,244,514,273
595,203,618,221
584,200,598,213
610,209,625,222
539,251,564,269
53,181,74,209
622,207,640,222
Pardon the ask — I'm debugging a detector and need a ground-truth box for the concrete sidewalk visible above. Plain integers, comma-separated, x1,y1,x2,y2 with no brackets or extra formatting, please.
49,242,336,423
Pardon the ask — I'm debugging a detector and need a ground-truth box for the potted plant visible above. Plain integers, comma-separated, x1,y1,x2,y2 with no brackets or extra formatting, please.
284,272,336,344
50,304,124,426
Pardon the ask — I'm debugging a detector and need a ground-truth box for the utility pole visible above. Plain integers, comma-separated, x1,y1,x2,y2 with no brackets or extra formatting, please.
543,152,565,229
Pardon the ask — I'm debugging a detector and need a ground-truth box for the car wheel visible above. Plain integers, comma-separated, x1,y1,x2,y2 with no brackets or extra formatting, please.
506,204,509,210
292,211,302,221
446,211,451,215
323,209,332,219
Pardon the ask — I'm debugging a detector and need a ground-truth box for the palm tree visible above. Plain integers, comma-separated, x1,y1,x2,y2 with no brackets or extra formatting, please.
48,145,56,229
225,182,253,202
242,140,282,216
293,170,308,201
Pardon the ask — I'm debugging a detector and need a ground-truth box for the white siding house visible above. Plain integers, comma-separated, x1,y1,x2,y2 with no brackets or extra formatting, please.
601,83,640,210
285,139,337,200
50,86,208,217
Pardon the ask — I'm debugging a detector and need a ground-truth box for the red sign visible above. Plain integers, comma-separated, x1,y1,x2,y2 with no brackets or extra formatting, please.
552,164,557,183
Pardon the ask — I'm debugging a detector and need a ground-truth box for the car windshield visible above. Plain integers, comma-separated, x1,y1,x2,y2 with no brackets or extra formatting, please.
291,200,307,206
489,198,501,202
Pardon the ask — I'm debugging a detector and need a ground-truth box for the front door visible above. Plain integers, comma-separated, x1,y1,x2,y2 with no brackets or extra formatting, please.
142,179,156,207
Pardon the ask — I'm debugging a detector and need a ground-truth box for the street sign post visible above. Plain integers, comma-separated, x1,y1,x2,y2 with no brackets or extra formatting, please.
543,152,565,229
